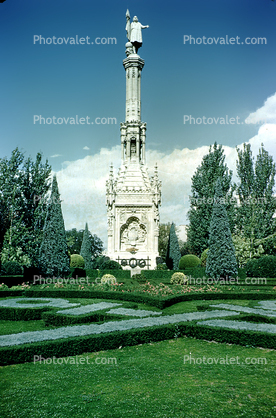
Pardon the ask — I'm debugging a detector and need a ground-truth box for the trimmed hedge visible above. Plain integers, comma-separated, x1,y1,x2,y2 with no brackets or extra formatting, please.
13,289,276,310
1,320,275,366
41,310,132,327
0,290,24,297
0,306,52,321
246,255,276,278
86,269,131,280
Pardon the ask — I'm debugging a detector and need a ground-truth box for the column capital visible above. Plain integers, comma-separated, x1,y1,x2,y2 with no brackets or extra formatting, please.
123,55,145,71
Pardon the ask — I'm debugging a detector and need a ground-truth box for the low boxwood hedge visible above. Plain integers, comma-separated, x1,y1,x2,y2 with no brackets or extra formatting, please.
42,310,128,327
1,289,275,311
0,306,52,321
1,320,275,366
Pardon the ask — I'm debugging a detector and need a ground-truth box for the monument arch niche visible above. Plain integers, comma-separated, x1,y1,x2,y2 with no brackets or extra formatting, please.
106,10,161,270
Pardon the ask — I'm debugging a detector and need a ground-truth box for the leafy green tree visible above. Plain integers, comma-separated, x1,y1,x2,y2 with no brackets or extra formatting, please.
232,234,264,268
0,148,51,267
187,143,235,257
166,222,181,270
206,178,238,279
235,143,276,250
66,228,103,258
80,223,94,269
38,175,70,277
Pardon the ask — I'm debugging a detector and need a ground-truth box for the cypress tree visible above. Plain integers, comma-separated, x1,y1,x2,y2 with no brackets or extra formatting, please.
166,222,181,270
80,223,93,269
206,178,238,279
39,175,70,277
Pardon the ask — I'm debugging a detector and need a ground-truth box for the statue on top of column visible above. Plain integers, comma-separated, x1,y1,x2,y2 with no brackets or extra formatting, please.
125,9,149,54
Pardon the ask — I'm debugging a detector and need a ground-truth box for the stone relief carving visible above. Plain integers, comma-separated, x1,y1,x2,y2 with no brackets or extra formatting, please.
121,217,147,247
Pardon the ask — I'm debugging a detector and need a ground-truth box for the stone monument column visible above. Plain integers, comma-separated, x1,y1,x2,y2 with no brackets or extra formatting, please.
106,10,161,270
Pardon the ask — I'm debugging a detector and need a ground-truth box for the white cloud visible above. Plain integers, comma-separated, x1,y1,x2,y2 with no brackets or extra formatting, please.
50,154,62,158
245,93,276,124
55,98,276,247
83,146,90,150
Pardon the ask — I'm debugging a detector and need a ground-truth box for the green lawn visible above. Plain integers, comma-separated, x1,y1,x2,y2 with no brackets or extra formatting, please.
0,337,275,418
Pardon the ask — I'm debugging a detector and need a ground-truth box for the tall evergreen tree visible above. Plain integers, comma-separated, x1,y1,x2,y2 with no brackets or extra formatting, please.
38,175,70,277
235,143,276,243
206,178,238,279
0,148,51,266
166,222,181,270
187,142,235,257
80,223,93,269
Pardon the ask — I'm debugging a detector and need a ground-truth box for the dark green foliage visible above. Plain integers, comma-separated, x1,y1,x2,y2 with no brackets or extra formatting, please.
132,272,147,283
245,255,276,278
234,314,276,325
70,254,85,268
66,228,103,258
101,260,122,270
158,223,171,260
235,143,276,243
38,175,70,277
86,269,130,279
183,266,206,279
259,233,276,256
92,255,110,270
179,254,201,270
237,268,247,281
206,178,238,279
80,223,94,269
1,318,276,366
166,222,181,270
187,143,235,256
1,261,23,275
69,267,86,279
0,306,52,321
200,249,209,267
42,310,126,327
0,149,51,267
155,263,168,271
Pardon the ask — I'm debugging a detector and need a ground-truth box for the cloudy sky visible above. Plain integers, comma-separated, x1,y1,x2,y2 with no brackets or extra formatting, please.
1,0,276,246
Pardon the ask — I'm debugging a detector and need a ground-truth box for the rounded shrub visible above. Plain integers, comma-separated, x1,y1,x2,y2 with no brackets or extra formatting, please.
170,272,188,285
70,254,85,269
200,249,209,267
155,263,168,271
179,254,201,270
1,261,23,276
245,255,276,278
101,274,117,284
